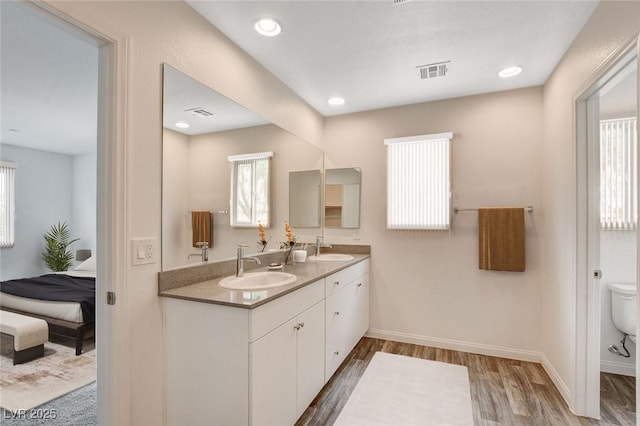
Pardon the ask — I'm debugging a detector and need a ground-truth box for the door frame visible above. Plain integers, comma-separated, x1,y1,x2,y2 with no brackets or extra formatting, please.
574,37,638,418
23,1,131,424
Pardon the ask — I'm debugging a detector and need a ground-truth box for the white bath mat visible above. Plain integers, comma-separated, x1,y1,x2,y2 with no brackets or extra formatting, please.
334,351,474,426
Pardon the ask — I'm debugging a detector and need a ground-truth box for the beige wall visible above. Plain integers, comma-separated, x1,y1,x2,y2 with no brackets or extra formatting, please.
324,87,544,355
541,0,639,410
45,1,324,424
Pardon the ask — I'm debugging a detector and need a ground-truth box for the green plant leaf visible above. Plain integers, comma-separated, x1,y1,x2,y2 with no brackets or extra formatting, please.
42,221,79,272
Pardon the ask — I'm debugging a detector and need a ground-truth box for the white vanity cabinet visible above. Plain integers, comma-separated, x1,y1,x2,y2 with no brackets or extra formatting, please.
324,259,370,380
164,258,369,426
250,300,325,426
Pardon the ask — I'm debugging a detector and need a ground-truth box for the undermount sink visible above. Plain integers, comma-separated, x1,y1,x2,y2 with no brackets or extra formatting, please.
308,254,354,262
219,271,297,290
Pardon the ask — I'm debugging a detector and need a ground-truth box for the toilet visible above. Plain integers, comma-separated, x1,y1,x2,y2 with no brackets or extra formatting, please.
608,282,637,343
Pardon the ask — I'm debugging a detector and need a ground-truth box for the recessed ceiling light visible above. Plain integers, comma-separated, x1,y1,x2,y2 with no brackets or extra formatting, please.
254,17,281,37
328,97,345,106
175,121,190,129
498,66,523,78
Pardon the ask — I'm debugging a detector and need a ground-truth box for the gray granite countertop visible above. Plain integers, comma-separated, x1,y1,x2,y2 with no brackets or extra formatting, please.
159,254,369,309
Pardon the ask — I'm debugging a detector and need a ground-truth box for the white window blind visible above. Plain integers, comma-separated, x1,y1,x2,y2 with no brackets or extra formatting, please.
228,152,272,227
384,133,452,230
0,161,16,248
600,117,638,230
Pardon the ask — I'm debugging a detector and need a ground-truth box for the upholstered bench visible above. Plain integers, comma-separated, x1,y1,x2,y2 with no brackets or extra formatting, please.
0,311,48,364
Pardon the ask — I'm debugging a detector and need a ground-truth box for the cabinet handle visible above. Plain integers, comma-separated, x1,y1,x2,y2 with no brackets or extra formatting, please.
334,281,340,286
334,351,340,355
294,322,305,330
299,322,305,328
357,282,362,287
334,311,340,316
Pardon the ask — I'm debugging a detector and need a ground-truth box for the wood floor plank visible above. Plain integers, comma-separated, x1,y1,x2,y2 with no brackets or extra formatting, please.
295,337,636,426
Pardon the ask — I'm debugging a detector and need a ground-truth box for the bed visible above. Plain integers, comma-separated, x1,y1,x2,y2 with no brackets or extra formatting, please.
0,257,96,355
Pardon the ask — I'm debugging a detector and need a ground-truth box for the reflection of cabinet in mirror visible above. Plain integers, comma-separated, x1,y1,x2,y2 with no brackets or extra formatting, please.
324,184,343,227
324,168,361,228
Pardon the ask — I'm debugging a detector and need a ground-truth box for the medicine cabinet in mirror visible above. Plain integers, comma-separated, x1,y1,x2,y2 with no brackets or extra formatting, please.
162,64,323,270
289,170,322,228
324,168,361,228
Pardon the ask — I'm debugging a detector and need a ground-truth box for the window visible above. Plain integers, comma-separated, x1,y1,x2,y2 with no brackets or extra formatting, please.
600,117,638,229
228,152,272,227
384,132,452,230
0,161,16,248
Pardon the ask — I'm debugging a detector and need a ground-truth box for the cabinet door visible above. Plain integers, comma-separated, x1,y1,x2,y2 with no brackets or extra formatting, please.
250,318,297,426
353,273,370,344
325,287,354,381
296,301,325,417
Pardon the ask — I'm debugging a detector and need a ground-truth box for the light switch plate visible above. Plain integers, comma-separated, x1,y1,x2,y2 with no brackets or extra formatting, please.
132,238,157,265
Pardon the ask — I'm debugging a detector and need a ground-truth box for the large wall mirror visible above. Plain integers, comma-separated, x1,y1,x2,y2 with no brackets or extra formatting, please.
324,168,361,228
162,65,323,270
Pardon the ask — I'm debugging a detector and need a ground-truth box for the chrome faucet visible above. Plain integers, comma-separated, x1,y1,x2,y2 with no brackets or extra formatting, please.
315,235,332,256
188,242,209,262
236,244,261,277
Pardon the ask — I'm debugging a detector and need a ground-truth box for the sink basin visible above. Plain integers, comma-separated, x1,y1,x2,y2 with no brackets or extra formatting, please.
219,271,297,290
308,254,354,262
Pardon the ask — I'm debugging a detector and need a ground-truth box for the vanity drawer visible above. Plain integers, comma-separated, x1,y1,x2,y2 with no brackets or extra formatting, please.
249,279,324,342
324,259,369,297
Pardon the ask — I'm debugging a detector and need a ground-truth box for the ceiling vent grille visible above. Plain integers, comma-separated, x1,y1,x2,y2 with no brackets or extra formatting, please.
185,107,214,117
391,0,413,5
417,61,450,80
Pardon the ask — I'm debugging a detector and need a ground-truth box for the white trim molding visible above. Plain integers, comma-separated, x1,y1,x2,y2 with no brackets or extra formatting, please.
365,328,542,363
541,354,573,411
600,360,636,377
384,132,453,145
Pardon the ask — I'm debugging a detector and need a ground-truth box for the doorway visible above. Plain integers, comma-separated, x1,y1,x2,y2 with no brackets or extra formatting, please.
576,42,638,419
0,1,127,423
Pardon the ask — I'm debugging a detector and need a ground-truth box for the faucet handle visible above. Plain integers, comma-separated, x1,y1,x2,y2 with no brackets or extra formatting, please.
237,243,249,257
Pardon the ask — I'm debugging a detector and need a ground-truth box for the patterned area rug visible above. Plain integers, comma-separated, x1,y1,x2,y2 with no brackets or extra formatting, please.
0,334,96,411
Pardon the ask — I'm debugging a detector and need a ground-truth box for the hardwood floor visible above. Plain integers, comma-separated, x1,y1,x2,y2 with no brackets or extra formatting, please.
296,337,636,426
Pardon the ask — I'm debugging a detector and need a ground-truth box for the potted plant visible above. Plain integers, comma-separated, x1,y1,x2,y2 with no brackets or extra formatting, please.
42,221,79,272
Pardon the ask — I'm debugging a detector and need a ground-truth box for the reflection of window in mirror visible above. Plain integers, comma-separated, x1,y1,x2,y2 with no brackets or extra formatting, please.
228,152,272,227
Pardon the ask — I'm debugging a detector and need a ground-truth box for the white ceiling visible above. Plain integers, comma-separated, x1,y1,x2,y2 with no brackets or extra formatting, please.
0,1,98,155
187,0,599,116
163,65,269,135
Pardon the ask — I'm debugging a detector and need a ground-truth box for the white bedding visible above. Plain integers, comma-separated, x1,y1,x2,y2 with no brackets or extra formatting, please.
0,270,96,323
0,292,84,323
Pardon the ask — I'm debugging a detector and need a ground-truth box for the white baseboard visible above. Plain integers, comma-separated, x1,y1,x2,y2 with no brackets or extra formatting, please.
365,328,542,363
601,360,636,377
540,353,572,407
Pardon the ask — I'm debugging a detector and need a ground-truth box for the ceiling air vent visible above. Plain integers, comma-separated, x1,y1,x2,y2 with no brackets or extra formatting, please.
391,0,413,5
185,107,214,117
417,61,450,80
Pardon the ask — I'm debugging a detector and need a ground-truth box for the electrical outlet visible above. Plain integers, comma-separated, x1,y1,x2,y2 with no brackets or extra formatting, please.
132,238,157,265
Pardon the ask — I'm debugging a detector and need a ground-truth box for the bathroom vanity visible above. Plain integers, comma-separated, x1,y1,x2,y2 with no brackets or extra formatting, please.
160,256,369,426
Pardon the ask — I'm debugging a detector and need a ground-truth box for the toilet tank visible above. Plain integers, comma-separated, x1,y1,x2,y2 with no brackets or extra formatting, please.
608,282,637,336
